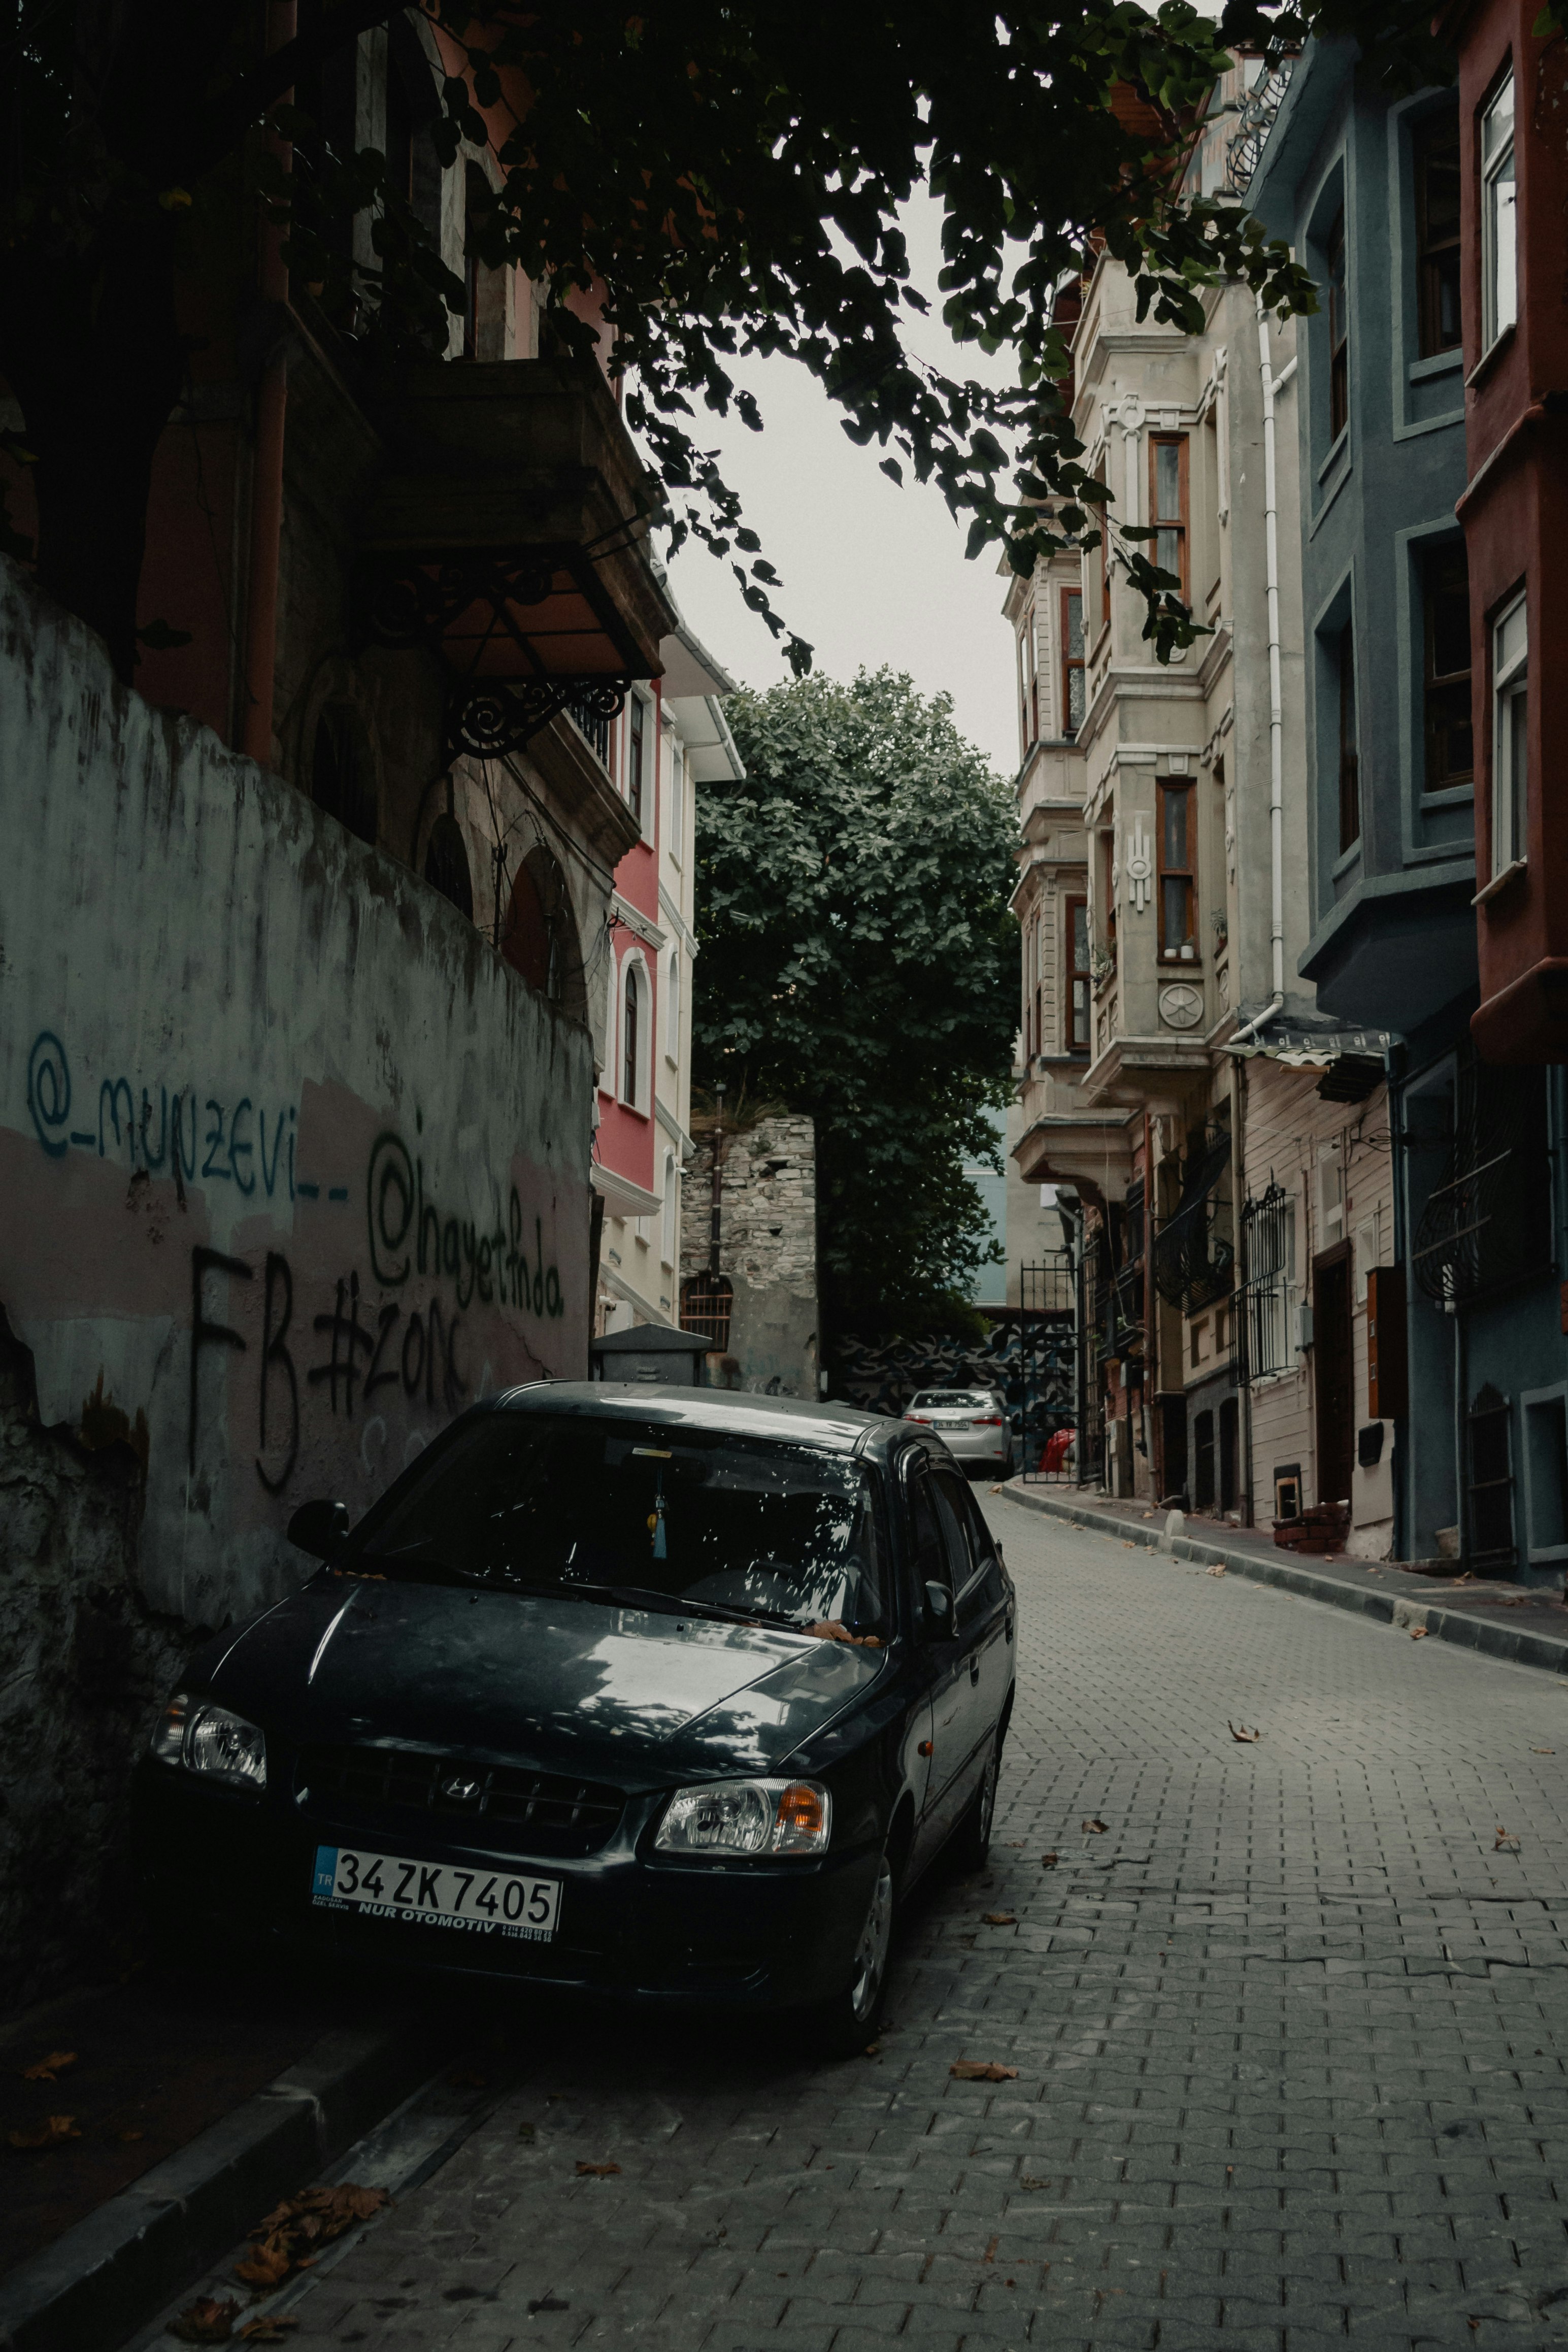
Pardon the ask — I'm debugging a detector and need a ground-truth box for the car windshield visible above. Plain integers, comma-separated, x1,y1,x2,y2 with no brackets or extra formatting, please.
910,1391,992,1410
351,1412,887,1635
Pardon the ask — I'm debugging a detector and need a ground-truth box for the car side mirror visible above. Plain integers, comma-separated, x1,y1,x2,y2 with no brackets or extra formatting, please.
923,1580,953,1632
287,1498,350,1561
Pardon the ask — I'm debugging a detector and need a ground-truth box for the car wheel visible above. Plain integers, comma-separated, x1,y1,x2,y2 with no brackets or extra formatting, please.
808,1841,897,2058
952,1736,1002,1875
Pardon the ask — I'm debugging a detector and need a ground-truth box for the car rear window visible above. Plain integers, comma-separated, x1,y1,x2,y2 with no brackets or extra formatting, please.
351,1412,887,1635
910,1390,992,1409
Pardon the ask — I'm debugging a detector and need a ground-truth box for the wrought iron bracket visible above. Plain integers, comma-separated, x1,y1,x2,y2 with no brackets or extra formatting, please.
353,551,559,654
447,675,633,763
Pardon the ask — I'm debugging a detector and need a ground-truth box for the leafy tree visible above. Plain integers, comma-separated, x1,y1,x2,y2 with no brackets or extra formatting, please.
694,671,1017,1337
0,1,1437,683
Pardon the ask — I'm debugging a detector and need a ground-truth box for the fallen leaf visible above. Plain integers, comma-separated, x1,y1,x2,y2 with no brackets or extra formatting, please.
575,2160,621,2177
805,1620,882,1647
240,2323,301,2344
234,2234,293,2290
118,2128,146,2143
862,2043,882,2058
1206,1565,1225,1577
981,1913,1017,1926
1004,1841,1025,1849
1533,1748,1555,1755
1041,1852,1058,1869
1410,1625,1428,1639
169,2299,242,2346
1495,1828,1521,1851
20,2051,77,2082
1082,1818,1108,1835
950,2060,1018,2081
1019,2175,1051,2190
8,2114,80,2149
982,2234,1000,2262
1228,1722,1261,1743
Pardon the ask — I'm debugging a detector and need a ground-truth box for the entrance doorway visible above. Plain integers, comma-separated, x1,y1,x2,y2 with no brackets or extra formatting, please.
1219,1396,1239,1514
1313,1246,1355,1507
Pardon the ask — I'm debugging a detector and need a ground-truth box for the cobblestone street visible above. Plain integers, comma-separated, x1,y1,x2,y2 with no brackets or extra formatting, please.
229,1497,1568,2352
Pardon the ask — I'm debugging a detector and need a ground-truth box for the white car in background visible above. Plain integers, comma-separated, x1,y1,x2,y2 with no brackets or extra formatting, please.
902,1388,1015,1476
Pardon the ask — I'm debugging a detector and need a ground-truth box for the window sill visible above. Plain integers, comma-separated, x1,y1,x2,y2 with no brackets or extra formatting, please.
1158,952,1202,968
1473,857,1527,908
1331,839,1361,881
1409,348,1463,383
1316,428,1350,485
1465,322,1515,391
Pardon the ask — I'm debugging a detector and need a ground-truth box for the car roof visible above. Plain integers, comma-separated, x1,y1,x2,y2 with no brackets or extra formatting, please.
487,1379,907,1456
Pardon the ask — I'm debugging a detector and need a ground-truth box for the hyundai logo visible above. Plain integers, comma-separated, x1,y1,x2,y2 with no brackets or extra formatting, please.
440,1773,483,1806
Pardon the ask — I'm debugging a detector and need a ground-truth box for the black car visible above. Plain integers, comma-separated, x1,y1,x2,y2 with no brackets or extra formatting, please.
134,1384,1015,2053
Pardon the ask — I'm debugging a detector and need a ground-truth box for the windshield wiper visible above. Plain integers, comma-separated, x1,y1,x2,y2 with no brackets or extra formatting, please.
565,1582,808,1631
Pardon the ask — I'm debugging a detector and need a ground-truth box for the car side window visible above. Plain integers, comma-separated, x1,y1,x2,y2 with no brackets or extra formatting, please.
907,1462,947,1588
958,1480,999,1570
929,1466,976,1592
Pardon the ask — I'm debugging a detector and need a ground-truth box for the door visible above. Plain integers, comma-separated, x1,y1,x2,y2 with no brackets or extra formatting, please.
1219,1397,1239,1514
904,1454,974,1872
1313,1246,1354,1507
930,1462,1008,1813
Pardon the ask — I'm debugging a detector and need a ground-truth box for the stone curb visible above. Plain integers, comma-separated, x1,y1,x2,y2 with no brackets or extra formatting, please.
0,2014,433,2352
997,1482,1568,1678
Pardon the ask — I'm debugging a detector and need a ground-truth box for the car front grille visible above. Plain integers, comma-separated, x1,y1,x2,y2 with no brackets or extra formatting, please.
296,1744,625,1857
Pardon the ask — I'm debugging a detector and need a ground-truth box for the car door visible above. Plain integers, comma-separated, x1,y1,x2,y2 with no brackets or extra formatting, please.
903,1451,975,1874
929,1461,1008,1810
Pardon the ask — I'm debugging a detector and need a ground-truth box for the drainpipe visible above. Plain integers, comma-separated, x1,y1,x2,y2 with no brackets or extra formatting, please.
1232,293,1287,1051
240,0,294,766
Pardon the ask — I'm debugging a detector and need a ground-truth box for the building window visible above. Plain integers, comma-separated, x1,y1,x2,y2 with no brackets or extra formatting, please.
1240,1183,1295,1385
1100,830,1117,950
1025,606,1040,745
1338,626,1360,854
1326,210,1349,442
681,1271,732,1351
1422,545,1474,790
1149,435,1188,597
1095,457,1111,638
1061,589,1084,739
666,950,681,1056
628,695,646,827
1481,70,1517,351
622,962,641,1105
1066,895,1091,1052
1158,780,1196,961
668,744,684,865
1414,114,1462,357
660,1151,678,1267
1492,589,1528,872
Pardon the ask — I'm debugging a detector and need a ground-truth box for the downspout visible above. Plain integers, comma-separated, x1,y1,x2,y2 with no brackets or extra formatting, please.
1232,293,1287,1050
240,0,294,766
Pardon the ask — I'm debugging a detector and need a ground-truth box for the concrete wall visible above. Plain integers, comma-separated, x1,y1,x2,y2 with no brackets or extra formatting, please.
0,558,593,1632
680,1114,818,1398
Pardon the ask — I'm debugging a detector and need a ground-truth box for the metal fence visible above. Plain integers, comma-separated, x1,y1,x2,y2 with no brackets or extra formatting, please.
1018,1253,1080,1482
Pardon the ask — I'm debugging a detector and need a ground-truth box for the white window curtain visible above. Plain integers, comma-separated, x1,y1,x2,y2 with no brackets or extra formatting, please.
667,951,681,1057
1493,591,1528,873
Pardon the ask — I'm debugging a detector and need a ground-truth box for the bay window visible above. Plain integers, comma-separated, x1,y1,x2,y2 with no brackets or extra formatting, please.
1492,590,1528,873
1149,435,1188,597
1066,896,1090,1052
1158,780,1196,962
1481,70,1517,351
1422,545,1473,791
1060,589,1084,739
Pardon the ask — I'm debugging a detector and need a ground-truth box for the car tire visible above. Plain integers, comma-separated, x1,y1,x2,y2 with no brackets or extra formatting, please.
952,1733,1003,1875
806,1838,898,2059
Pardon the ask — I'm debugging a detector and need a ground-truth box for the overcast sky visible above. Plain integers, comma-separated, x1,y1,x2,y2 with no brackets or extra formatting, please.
658,193,1024,779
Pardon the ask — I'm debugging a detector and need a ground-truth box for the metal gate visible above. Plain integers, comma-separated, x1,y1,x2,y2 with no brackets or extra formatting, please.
1017,1253,1078,1481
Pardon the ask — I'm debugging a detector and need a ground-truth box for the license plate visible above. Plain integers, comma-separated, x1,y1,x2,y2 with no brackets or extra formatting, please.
311,1845,560,1942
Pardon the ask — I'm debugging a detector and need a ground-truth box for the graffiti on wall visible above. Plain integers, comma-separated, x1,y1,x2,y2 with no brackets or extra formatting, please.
26,1030,569,1500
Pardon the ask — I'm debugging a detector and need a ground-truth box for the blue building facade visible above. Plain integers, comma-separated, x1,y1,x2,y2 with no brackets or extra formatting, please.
1253,39,1568,1577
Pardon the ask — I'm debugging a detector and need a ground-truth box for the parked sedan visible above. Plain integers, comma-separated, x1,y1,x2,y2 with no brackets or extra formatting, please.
134,1386,1014,2054
903,1388,1015,1475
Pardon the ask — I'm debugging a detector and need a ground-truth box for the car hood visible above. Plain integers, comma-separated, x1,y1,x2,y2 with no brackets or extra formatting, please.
204,1575,885,1782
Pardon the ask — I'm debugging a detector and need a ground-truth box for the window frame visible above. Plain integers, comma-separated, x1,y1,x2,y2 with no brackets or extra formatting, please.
627,692,648,830
1060,587,1085,740
1481,67,1518,354
1421,542,1474,793
1492,587,1528,874
1148,433,1189,599
1094,456,1111,641
1156,779,1197,964
660,1149,678,1268
1338,625,1361,855
665,947,681,1060
1413,112,1462,359
668,741,684,868
619,952,651,1111
1326,209,1349,443
1065,893,1091,1053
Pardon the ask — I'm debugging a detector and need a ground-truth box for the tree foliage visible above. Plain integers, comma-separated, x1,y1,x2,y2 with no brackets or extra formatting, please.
0,0,1447,678
694,672,1017,1337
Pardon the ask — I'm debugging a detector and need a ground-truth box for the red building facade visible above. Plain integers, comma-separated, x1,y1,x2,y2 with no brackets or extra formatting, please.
1453,0,1568,1061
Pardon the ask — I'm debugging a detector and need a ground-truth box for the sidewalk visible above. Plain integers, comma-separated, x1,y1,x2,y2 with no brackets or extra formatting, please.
997,1479,1568,1675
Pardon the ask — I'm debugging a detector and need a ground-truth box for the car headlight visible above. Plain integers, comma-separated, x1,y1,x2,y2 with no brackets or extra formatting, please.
149,1692,267,1793
654,1778,831,1859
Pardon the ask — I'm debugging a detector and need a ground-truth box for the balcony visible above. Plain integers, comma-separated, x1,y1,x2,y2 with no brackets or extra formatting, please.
354,359,679,759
